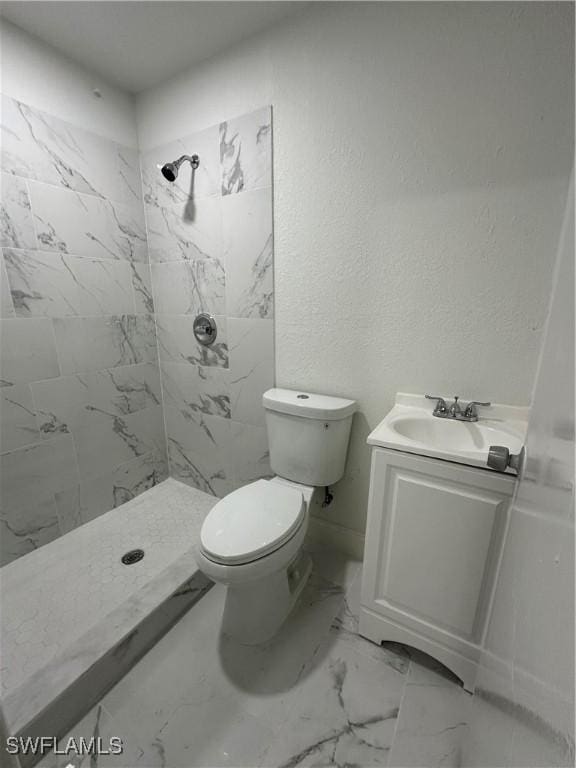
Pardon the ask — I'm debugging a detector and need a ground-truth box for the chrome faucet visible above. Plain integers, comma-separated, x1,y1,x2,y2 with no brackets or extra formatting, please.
449,396,462,418
425,395,491,422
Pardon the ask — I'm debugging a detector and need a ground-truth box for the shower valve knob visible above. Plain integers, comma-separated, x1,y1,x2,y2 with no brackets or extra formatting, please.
193,313,217,346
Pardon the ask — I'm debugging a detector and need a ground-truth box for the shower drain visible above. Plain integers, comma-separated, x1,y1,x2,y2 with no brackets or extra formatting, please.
121,548,145,565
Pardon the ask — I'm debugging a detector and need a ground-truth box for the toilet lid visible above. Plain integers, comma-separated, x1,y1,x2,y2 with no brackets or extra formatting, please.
200,480,305,565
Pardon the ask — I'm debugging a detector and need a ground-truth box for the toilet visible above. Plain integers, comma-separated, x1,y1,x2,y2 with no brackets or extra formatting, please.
196,387,357,644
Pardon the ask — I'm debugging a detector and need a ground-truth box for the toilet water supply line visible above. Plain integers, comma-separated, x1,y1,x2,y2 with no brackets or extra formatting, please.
322,487,334,507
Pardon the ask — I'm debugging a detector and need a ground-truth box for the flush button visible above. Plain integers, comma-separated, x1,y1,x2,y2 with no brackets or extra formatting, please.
297,394,309,399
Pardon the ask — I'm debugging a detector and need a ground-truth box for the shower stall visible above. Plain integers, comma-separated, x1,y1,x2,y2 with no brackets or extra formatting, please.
0,75,275,751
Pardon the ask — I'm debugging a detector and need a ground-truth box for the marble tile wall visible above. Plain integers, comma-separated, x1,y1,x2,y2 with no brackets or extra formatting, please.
142,106,275,496
0,101,275,564
0,95,167,566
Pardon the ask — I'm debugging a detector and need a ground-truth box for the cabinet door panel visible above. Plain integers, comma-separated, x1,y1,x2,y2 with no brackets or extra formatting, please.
361,449,515,648
379,468,504,636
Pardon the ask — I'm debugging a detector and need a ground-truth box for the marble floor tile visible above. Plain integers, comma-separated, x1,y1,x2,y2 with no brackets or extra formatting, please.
260,635,405,768
19,519,565,768
462,689,574,768
10,518,569,768
303,540,362,591
34,701,147,768
387,655,470,767
141,699,278,768
460,690,514,768
507,715,574,768
94,551,401,768
97,560,356,767
329,568,412,674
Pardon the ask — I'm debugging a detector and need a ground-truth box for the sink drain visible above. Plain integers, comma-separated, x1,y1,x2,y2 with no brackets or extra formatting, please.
121,548,145,565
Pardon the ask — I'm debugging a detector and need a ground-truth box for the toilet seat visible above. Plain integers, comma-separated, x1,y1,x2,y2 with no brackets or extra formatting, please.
200,479,305,566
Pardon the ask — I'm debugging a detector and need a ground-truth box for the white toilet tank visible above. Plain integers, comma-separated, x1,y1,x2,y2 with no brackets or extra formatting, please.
263,388,357,487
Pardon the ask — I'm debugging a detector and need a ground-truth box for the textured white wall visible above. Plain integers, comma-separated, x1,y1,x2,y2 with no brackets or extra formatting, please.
137,2,573,537
0,19,138,147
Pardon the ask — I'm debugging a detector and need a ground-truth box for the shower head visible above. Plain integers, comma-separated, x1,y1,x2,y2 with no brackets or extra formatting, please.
160,154,200,182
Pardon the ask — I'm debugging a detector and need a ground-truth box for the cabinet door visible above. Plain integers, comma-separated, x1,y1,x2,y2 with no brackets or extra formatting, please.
362,449,514,641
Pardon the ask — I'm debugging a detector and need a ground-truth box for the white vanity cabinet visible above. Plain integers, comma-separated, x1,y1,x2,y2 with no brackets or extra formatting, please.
359,447,516,691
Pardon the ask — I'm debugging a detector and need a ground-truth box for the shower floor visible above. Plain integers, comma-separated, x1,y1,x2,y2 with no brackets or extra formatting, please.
0,478,216,741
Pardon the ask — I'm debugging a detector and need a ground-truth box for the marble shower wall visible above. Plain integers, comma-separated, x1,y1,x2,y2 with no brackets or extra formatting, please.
0,95,167,566
141,106,274,496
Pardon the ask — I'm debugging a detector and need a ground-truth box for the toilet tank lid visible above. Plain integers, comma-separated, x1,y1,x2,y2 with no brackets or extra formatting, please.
263,388,357,421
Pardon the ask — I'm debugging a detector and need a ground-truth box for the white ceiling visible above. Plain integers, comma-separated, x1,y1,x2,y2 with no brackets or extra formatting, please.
0,1,303,93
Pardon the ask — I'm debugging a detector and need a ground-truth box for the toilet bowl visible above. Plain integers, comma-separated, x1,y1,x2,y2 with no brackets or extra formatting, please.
196,388,356,644
196,477,315,644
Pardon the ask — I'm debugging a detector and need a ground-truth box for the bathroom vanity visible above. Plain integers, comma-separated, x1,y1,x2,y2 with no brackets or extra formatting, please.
359,394,528,692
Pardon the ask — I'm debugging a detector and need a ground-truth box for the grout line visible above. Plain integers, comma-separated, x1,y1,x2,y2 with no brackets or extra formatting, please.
3,312,150,321
21,173,141,211
2,242,149,266
0,250,16,317
23,176,40,248
387,657,412,766
11,359,159,388
138,147,171,481
0,430,73,458
5,166,223,209
0,400,163,459
128,262,139,317
48,313,63,379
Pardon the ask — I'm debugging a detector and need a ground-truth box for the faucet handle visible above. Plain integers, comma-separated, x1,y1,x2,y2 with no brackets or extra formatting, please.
464,401,491,418
425,394,448,414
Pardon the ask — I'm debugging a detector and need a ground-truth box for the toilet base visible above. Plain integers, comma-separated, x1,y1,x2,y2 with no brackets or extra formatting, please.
221,552,312,645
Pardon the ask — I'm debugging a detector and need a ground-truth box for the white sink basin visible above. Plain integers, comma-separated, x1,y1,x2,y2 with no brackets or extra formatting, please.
368,394,528,474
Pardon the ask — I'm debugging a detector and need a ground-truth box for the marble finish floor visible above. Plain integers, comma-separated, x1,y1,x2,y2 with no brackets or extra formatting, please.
35,544,483,768
1,479,216,734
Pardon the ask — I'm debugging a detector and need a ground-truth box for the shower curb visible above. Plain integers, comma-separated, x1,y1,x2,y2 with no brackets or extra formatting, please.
4,552,212,768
